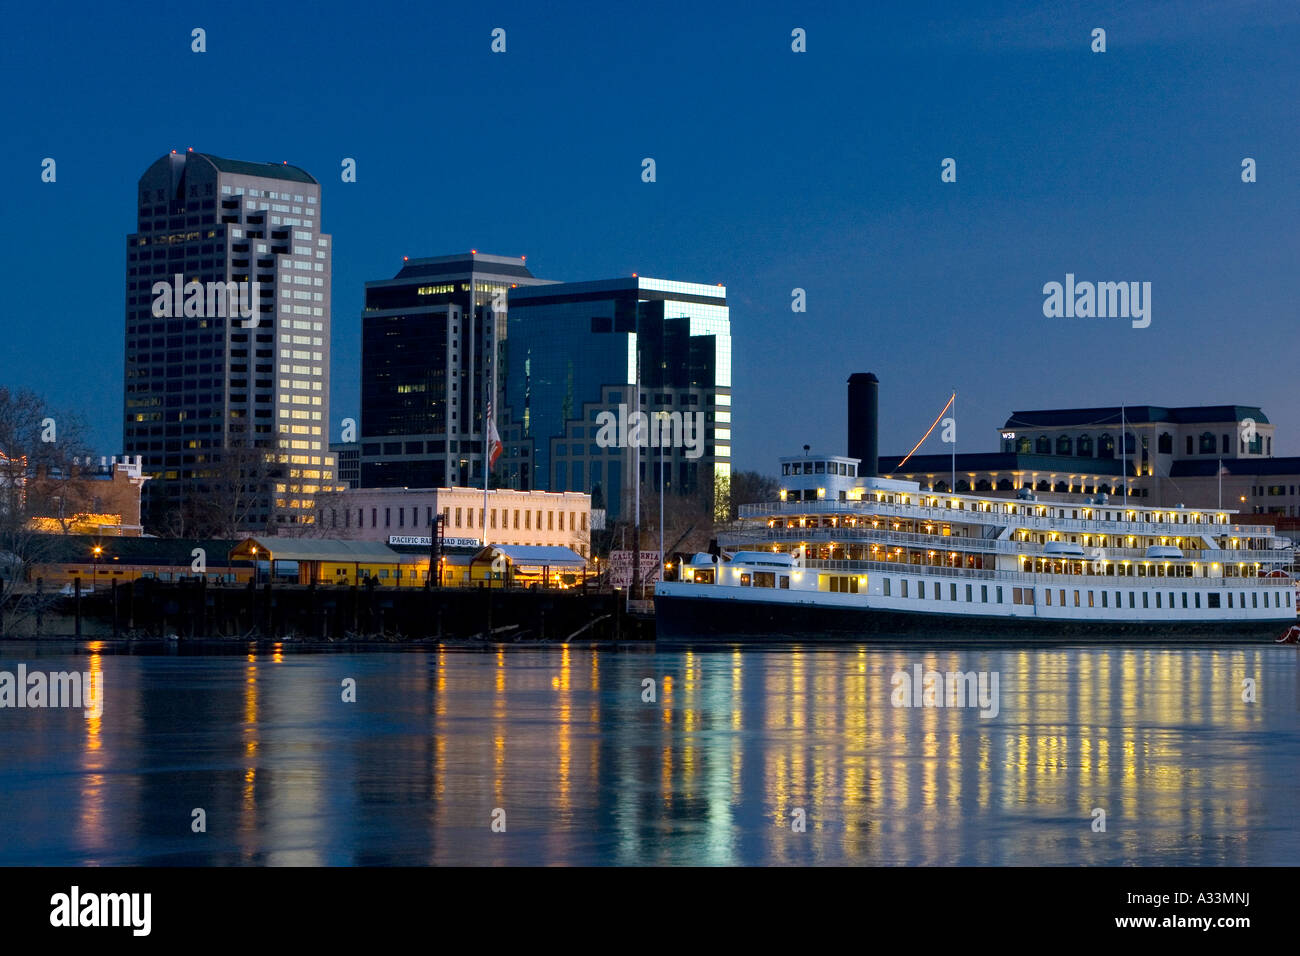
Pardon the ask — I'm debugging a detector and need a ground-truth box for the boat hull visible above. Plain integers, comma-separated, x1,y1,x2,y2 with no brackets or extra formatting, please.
653,591,1292,643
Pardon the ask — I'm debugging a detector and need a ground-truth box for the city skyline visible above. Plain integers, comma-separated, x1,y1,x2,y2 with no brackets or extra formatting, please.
4,0,1297,478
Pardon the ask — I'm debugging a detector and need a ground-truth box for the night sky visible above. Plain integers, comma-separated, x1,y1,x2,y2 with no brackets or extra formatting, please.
4,0,1296,473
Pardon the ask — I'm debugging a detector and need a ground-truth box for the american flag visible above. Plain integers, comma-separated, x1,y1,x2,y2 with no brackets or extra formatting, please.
486,400,502,469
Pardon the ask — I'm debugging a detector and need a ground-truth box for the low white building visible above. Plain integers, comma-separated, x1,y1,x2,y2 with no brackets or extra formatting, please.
313,486,592,556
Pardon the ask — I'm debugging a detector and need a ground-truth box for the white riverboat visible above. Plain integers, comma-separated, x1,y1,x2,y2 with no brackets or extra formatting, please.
655,451,1296,642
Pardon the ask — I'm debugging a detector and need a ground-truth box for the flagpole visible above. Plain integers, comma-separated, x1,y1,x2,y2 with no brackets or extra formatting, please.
951,388,956,494
1121,403,1127,509
1218,458,1222,510
482,318,496,549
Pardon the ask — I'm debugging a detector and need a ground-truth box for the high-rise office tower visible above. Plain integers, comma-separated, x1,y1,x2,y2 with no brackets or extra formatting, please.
359,252,554,488
124,150,335,532
500,277,732,521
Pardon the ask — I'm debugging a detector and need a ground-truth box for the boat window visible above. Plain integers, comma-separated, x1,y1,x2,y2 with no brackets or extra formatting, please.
1252,593,1258,608
1209,593,1220,608
883,578,891,596
1182,592,1188,608
754,571,775,588
780,576,789,589
996,586,1003,603
1102,591,1108,608
815,461,825,474
740,572,751,586
981,585,988,603
901,579,909,597
1156,593,1162,608
1045,589,1052,606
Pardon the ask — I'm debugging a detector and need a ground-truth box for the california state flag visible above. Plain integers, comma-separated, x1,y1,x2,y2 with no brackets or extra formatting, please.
487,402,503,469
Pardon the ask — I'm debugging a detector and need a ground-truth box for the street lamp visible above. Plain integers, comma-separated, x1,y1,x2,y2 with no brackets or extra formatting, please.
92,545,102,591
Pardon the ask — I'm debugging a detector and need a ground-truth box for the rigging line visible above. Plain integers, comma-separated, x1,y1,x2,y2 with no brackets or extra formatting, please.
895,393,955,470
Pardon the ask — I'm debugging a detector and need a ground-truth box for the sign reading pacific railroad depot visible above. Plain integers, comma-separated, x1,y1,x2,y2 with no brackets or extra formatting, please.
388,535,482,549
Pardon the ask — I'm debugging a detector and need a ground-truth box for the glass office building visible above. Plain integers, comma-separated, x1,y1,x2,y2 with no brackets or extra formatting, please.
359,253,555,487
501,277,732,521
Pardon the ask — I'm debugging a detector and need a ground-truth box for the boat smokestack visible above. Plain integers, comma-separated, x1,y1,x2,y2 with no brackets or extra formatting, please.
847,372,879,477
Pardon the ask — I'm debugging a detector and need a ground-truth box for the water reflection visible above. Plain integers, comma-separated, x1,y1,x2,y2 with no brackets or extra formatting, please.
0,642,1296,865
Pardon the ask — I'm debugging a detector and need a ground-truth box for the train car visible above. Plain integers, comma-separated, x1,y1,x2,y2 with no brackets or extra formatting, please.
24,535,253,589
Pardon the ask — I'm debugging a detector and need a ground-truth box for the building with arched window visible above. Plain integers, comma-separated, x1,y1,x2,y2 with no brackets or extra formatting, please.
877,403,1300,513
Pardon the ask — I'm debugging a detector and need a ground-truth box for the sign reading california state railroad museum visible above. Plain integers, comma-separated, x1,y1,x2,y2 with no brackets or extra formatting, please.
607,550,663,587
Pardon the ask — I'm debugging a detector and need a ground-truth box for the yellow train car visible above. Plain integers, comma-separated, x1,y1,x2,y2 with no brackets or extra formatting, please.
26,535,253,589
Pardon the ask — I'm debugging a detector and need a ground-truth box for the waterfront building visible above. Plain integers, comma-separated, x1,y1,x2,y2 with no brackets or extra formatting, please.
500,276,732,521
358,252,555,489
124,150,336,531
312,485,591,555
880,404,1298,513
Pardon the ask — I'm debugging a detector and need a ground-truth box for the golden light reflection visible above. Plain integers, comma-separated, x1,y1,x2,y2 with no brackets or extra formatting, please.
78,644,106,852
242,653,259,836
556,645,571,811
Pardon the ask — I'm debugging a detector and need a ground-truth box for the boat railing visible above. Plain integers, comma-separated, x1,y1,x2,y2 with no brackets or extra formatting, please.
738,499,1270,538
800,558,1294,587
723,528,1287,564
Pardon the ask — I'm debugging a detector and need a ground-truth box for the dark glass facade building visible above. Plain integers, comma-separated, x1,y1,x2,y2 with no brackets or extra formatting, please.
359,253,554,487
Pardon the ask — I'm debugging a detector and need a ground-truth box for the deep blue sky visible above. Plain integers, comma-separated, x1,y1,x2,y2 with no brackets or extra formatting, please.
4,0,1297,473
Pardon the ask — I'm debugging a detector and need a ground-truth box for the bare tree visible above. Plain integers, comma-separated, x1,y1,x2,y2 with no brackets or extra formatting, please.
152,421,275,539
723,470,781,521
0,386,95,635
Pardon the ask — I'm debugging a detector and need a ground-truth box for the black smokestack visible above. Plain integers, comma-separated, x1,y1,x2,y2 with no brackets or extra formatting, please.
847,372,879,477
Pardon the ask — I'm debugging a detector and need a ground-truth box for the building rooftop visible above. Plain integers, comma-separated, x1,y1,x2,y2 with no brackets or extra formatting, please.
1003,405,1268,428
879,452,1132,477
387,252,542,282
509,276,727,302
194,152,318,184
477,545,586,568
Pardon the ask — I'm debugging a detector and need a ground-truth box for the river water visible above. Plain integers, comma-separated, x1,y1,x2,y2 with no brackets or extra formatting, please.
1,640,1297,865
